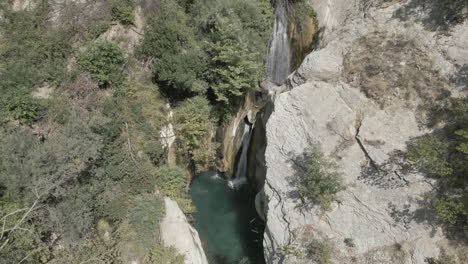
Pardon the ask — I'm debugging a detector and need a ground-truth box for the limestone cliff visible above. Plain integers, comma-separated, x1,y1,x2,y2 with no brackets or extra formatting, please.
260,1,468,263
159,198,209,264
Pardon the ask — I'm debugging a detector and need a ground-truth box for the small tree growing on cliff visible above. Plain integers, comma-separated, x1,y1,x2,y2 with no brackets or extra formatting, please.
288,143,345,211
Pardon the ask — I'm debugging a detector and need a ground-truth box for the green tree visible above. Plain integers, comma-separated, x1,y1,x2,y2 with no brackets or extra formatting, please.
138,0,207,96
110,0,134,25
77,41,125,86
406,135,453,177
289,143,346,211
307,240,334,264
173,96,217,172
207,24,261,105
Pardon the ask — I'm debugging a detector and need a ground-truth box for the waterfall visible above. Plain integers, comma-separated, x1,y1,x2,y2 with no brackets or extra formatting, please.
267,0,290,86
228,121,253,189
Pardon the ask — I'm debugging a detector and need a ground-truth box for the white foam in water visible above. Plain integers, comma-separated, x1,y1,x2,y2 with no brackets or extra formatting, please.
210,173,222,180
227,176,248,190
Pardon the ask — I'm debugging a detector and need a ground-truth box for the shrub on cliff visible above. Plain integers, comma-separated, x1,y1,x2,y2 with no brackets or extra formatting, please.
77,41,125,87
110,0,134,25
289,143,346,211
207,23,261,107
173,96,217,172
405,135,453,177
307,240,334,264
138,0,207,98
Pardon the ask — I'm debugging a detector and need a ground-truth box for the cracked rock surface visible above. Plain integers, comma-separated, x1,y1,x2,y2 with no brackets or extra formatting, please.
260,1,468,263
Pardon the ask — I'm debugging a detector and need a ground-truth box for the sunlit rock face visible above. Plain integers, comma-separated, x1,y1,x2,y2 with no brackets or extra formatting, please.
260,0,468,263
160,197,209,264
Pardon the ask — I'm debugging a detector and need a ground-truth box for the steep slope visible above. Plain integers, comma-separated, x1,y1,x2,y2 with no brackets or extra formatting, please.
260,1,468,263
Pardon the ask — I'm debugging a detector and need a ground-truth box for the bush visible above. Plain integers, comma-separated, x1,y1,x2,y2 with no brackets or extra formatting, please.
433,197,467,225
7,95,41,125
406,135,453,177
0,3,71,90
289,143,346,211
146,245,184,264
307,240,334,264
344,238,355,247
277,244,303,257
173,96,217,171
77,41,125,86
289,0,317,33
154,166,188,199
138,0,207,97
426,256,456,264
207,23,261,106
110,0,134,25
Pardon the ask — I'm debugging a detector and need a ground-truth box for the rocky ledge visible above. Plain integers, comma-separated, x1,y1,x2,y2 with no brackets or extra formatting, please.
259,0,468,263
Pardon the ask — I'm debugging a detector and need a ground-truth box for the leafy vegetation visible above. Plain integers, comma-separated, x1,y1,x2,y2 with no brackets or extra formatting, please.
0,0,274,262
77,41,125,87
207,24,261,106
277,244,303,258
306,240,334,264
289,0,317,33
138,0,207,97
110,0,135,25
426,256,456,264
173,96,218,173
406,135,453,177
7,95,42,125
405,97,468,239
289,143,346,211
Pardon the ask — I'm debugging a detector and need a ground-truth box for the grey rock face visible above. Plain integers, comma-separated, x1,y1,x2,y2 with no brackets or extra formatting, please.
160,197,209,264
261,1,468,263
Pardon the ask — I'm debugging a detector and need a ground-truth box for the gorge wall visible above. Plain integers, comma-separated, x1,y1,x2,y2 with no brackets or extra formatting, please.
259,0,468,263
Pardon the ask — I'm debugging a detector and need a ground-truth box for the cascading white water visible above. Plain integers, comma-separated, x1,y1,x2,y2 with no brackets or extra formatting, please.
228,121,253,189
267,0,290,86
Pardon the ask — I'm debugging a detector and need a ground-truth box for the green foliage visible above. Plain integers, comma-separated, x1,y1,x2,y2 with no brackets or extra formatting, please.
146,245,185,264
0,198,51,263
77,41,125,86
289,143,346,211
110,0,135,25
207,23,261,105
138,0,207,96
426,256,456,264
6,95,41,125
277,244,303,257
154,166,188,199
126,194,165,247
173,96,217,172
455,129,468,154
433,197,467,225
0,2,70,123
289,0,317,33
404,97,468,240
173,96,213,151
89,22,111,39
153,166,195,214
307,240,334,264
406,135,453,177
0,2,71,90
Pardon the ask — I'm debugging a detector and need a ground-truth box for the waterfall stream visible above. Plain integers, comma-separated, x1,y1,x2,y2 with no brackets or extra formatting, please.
189,1,291,263
228,121,253,189
267,0,290,86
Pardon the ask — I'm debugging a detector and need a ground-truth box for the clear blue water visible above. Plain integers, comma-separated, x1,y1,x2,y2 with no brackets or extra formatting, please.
189,172,265,264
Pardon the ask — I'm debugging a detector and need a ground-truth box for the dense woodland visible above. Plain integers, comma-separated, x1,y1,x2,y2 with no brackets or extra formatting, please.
0,0,272,262
0,0,467,263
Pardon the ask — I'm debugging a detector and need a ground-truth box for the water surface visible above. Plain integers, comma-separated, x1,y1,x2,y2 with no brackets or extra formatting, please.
189,172,265,264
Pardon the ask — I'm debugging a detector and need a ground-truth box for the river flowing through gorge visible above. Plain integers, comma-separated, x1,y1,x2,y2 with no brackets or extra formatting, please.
189,1,291,263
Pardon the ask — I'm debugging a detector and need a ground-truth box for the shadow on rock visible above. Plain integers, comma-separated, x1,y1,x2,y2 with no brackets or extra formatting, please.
393,0,468,31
